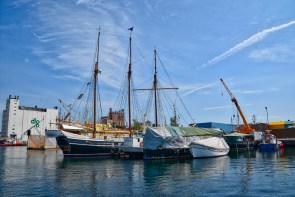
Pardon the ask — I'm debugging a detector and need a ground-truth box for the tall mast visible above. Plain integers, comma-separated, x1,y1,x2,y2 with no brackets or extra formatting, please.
153,49,158,127
134,49,178,127
128,27,133,135
93,29,100,138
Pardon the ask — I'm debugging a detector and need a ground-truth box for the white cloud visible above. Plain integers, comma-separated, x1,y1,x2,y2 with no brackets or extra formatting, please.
201,20,295,68
204,103,253,111
76,0,97,5
234,88,279,95
181,82,218,97
180,78,236,97
249,45,295,63
203,104,233,111
53,74,84,81
24,1,134,89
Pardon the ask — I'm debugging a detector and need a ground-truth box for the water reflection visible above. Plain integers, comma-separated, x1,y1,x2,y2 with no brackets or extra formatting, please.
1,147,295,196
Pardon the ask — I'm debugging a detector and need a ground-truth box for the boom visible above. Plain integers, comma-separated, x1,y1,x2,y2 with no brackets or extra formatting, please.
58,99,72,121
220,78,254,134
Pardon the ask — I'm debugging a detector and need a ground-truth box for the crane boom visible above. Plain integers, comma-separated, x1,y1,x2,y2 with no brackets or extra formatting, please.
220,78,254,134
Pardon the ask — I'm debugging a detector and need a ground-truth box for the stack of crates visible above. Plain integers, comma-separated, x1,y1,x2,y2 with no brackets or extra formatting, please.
269,121,295,129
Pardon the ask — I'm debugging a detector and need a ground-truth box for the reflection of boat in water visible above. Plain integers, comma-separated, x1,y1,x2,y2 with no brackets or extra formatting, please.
190,137,229,158
191,156,229,176
143,156,229,185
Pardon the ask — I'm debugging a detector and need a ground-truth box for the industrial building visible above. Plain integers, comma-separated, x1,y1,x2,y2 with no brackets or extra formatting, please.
1,95,58,141
195,122,237,133
100,108,125,128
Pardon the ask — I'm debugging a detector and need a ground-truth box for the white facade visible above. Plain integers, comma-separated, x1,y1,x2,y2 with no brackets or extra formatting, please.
1,95,58,141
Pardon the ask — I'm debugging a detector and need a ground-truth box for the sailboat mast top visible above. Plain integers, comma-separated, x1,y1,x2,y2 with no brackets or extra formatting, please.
153,49,158,127
93,29,100,138
128,27,133,134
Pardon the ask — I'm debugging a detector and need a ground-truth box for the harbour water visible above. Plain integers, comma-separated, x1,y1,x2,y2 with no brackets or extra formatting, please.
1,147,295,196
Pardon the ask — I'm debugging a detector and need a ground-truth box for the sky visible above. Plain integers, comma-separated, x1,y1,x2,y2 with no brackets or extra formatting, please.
0,0,295,127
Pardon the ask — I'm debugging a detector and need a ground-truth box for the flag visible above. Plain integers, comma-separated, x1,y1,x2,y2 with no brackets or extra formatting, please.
77,93,84,99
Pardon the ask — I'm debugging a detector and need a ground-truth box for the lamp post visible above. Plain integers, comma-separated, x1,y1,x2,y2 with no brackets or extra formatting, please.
265,106,269,124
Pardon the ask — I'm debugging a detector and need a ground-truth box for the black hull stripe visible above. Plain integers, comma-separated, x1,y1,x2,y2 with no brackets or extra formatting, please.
69,142,118,148
64,153,112,158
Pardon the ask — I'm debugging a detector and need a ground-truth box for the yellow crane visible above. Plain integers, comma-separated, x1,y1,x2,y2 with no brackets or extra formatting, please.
220,78,254,134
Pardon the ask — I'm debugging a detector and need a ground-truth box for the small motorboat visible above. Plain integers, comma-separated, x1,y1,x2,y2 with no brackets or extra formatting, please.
259,131,284,152
190,137,230,158
0,139,26,146
120,136,144,159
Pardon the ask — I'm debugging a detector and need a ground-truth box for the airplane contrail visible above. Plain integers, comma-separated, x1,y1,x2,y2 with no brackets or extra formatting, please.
201,20,295,68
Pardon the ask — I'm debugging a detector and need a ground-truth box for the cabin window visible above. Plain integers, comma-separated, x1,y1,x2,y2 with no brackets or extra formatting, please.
138,138,140,142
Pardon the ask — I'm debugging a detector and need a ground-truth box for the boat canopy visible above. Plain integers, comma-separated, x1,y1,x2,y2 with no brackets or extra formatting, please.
223,132,253,137
143,126,221,150
61,124,84,131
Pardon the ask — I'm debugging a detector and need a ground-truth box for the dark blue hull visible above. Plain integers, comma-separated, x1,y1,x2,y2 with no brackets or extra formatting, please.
143,148,192,160
228,142,257,150
56,135,122,158
259,143,279,152
120,151,144,159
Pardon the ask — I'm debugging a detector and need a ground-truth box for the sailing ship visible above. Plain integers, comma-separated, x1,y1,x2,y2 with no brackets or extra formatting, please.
56,30,125,157
117,27,145,159
140,50,227,159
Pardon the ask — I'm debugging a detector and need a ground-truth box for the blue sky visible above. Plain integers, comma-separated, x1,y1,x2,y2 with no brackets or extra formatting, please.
0,0,295,126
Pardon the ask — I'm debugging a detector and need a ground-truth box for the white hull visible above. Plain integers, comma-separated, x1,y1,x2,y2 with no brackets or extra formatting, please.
190,137,229,158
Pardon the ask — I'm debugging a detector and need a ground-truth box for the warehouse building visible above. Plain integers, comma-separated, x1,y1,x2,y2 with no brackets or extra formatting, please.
1,95,58,141
195,122,237,133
